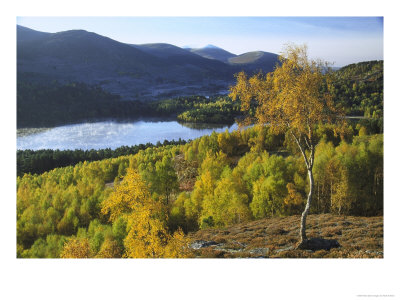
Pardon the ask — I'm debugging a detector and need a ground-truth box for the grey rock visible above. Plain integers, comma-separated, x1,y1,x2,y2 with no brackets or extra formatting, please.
248,248,270,256
189,240,218,250
365,250,383,256
275,246,295,253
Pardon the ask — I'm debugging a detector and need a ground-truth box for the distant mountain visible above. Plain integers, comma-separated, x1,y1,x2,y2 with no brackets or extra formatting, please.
17,25,51,43
17,26,237,100
131,43,231,71
18,28,168,69
204,44,219,48
228,51,280,73
132,43,195,58
17,25,171,98
188,45,237,63
189,46,281,73
17,25,280,100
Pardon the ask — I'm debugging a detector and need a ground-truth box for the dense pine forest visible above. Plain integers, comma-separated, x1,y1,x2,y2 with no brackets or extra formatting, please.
16,60,383,258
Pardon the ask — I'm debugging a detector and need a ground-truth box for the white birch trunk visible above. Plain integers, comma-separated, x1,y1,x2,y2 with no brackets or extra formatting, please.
300,168,314,243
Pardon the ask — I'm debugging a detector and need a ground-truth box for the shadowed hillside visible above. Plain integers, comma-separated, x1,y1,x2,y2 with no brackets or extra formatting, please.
17,26,282,100
17,26,236,100
16,25,51,43
131,43,234,77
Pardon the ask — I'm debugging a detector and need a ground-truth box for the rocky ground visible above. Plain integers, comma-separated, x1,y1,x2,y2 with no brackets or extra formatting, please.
187,214,383,258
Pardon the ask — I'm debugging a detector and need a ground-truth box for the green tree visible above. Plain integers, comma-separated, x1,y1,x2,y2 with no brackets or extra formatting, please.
154,156,179,205
249,155,290,218
200,168,250,228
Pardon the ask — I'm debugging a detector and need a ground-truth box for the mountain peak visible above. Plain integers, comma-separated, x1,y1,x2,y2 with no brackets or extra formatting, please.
188,45,237,64
204,44,219,49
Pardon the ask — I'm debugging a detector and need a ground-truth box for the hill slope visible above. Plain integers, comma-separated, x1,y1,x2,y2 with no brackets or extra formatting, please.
189,47,280,74
333,60,383,119
335,60,383,81
189,214,383,258
18,27,162,67
17,26,283,100
17,26,235,99
188,45,237,63
132,43,233,74
228,50,280,73
17,25,169,99
17,25,51,43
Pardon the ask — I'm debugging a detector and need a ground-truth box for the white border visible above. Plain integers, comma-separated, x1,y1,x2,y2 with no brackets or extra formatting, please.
2,1,399,299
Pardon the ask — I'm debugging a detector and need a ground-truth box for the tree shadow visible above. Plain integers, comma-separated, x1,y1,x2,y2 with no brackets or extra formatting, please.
296,238,341,251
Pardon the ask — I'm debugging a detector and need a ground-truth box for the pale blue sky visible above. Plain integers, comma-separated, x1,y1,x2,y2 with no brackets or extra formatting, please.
17,17,383,67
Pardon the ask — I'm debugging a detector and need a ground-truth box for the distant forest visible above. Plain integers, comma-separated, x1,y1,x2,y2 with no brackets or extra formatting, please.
17,80,151,128
333,60,383,119
17,60,383,130
17,140,187,177
17,81,241,128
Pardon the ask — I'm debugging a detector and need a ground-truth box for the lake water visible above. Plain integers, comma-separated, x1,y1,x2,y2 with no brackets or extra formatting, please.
17,120,238,151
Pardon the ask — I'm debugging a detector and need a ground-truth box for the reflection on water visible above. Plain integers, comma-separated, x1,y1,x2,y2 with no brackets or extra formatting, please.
178,122,232,130
17,120,238,151
17,127,52,137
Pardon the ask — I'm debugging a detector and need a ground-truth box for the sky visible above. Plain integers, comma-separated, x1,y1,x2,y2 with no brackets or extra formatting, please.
16,16,383,67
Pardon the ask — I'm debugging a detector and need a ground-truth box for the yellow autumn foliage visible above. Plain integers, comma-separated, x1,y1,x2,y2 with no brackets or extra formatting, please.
101,169,152,222
96,238,122,258
60,237,91,258
230,44,342,139
101,168,188,258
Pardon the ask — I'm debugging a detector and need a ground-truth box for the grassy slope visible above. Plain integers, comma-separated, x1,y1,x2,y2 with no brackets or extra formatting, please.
188,214,383,258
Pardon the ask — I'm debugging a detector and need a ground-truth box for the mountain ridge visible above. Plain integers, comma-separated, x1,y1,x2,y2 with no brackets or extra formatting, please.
16,25,313,100
188,45,237,64
18,26,245,99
